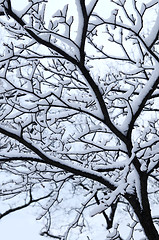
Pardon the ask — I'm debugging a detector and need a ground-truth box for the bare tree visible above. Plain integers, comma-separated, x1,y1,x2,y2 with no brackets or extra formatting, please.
0,0,159,239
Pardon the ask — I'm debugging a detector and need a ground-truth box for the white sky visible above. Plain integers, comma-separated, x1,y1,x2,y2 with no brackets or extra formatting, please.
0,3,55,240
0,208,46,240
0,0,158,239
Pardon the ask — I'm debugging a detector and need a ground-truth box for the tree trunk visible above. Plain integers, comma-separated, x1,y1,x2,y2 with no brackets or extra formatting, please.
127,172,159,240
137,210,159,240
129,196,159,240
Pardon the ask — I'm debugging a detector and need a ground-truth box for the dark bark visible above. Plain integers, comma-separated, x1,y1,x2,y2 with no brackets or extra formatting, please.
94,192,118,229
127,173,159,240
0,2,158,239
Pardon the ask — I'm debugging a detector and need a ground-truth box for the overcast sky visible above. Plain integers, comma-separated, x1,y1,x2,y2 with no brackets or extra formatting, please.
2,1,117,239
0,0,52,239
0,1,152,239
0,207,47,240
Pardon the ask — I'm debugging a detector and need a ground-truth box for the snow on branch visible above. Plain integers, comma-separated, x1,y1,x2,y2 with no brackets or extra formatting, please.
0,1,159,239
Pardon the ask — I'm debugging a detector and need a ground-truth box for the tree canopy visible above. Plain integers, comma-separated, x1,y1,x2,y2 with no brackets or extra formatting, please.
0,0,159,239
